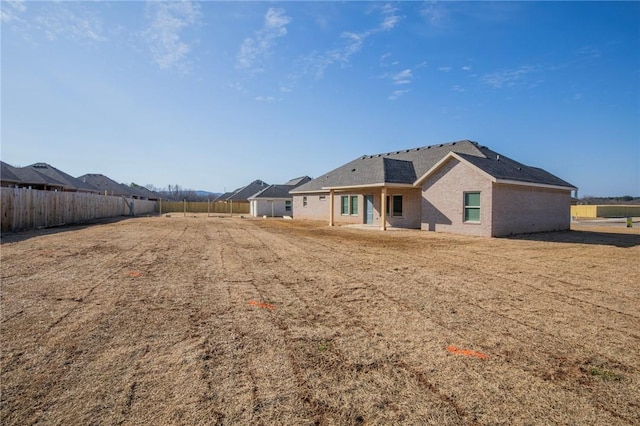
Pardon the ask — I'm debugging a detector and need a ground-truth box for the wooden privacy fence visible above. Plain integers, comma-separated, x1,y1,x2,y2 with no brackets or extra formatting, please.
571,205,640,219
1,187,157,233
159,200,249,215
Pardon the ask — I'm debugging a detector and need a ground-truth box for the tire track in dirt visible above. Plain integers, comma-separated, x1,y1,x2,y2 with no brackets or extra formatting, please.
245,222,638,424
301,229,640,379
236,223,470,424
285,229,639,365
2,221,186,425
194,221,312,424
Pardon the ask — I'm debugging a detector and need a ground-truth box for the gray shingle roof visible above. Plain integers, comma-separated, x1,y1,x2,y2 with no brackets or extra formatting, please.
1,162,68,189
249,184,295,199
1,161,22,184
384,158,416,184
456,148,575,188
128,184,162,200
292,140,575,192
27,163,99,192
219,180,269,201
78,174,135,196
283,176,312,186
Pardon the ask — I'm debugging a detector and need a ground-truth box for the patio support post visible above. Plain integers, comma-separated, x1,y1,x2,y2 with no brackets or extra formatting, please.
329,189,335,226
381,187,387,231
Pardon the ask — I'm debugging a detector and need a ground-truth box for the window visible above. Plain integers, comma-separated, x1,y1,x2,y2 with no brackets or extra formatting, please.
341,195,359,216
392,195,403,217
319,196,326,201
464,192,481,222
285,200,291,212
386,195,403,217
341,196,349,215
350,195,358,215
303,196,307,207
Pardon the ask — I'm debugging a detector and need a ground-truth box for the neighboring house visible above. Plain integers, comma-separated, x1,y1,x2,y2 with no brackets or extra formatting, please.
290,140,577,237
1,161,68,191
222,179,269,202
248,176,311,217
0,161,25,187
23,163,99,193
78,173,137,197
128,183,161,201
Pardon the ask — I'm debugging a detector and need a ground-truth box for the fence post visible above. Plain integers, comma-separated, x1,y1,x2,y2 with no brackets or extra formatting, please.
183,199,186,217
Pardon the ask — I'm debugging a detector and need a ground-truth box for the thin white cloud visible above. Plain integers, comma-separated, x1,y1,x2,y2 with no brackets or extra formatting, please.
451,85,465,92
305,4,402,79
482,66,534,88
462,66,472,71
4,2,107,43
420,1,448,25
392,69,413,85
143,0,201,71
255,96,281,103
388,89,410,101
236,8,292,73
1,0,26,23
35,7,107,43
438,66,452,72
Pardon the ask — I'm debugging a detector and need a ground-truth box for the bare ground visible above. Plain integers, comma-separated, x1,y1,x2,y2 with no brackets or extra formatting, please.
1,216,639,425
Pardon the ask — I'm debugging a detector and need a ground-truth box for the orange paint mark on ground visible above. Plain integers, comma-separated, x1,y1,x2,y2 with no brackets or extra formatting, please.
447,345,488,359
248,300,275,310
127,271,142,278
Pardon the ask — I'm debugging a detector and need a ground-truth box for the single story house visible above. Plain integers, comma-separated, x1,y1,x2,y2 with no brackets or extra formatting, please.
26,163,99,193
1,161,83,192
248,176,311,217
290,140,577,237
78,173,138,197
215,180,269,203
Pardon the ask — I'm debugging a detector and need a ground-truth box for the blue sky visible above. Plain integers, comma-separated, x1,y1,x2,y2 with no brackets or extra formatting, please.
2,1,639,196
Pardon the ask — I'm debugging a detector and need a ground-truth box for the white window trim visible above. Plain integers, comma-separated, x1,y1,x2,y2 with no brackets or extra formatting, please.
463,191,481,224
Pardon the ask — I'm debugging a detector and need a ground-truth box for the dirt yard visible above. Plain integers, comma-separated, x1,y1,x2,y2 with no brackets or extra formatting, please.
1,216,639,425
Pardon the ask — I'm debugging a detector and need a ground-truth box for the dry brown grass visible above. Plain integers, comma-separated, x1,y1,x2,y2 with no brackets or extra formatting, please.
1,216,639,425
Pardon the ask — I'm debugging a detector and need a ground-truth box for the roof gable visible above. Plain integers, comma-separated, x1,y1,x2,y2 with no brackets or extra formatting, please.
415,151,576,190
292,140,484,192
27,163,98,192
6,164,68,188
222,179,269,201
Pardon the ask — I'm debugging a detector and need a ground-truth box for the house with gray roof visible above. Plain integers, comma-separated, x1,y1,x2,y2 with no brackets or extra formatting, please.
24,163,99,193
1,161,24,187
1,161,68,191
290,140,576,237
78,173,136,197
216,180,269,203
248,176,311,217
